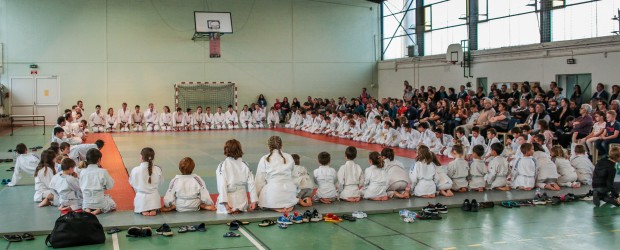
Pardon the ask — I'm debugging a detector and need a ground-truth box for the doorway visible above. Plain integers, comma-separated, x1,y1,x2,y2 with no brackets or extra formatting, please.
477,77,488,94
10,76,59,125
557,74,592,105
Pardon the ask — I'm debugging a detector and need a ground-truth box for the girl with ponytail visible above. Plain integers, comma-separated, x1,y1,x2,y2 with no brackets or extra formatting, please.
255,136,297,212
34,150,58,207
409,145,438,198
361,152,388,201
129,147,163,216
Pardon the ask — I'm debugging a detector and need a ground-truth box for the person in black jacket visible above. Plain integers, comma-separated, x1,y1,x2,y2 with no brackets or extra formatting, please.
592,147,620,207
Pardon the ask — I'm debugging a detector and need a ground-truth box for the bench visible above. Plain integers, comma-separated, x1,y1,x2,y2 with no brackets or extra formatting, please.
10,115,46,136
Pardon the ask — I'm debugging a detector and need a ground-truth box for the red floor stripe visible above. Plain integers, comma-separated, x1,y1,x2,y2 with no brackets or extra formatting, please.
84,134,135,211
272,128,453,165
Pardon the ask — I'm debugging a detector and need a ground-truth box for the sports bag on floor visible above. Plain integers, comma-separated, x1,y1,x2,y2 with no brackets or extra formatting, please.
45,211,105,248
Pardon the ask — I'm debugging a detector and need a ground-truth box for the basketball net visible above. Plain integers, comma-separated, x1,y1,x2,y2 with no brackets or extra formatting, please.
209,33,221,58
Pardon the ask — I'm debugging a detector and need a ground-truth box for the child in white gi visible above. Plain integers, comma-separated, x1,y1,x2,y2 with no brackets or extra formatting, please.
381,148,410,199
162,157,216,212
455,127,471,157
193,106,206,130
89,105,105,133
292,154,315,207
144,103,160,132
159,106,173,131
362,152,389,200
239,105,254,129
432,127,454,157
35,150,58,207
213,107,226,129
105,108,118,132
469,127,486,155
570,145,594,185
409,145,437,198
337,147,364,202
204,107,214,130
534,143,560,191
80,149,116,214
510,143,537,191
129,147,163,216
225,105,239,129
469,145,487,192
7,143,40,187
447,144,469,192
172,107,186,131
51,158,82,212
215,140,258,213
132,105,144,132
435,156,454,197
313,152,338,204
551,145,580,188
267,107,280,128
485,143,511,191
484,128,501,160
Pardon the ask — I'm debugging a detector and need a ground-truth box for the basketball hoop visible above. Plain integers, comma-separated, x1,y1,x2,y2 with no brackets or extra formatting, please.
445,44,463,65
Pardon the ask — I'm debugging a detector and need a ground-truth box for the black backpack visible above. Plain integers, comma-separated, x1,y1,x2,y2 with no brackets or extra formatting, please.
45,211,105,248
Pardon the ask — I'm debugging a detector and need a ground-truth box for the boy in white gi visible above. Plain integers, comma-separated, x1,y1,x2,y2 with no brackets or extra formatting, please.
285,110,299,129
184,108,194,131
89,105,105,133
337,147,364,202
361,116,382,142
80,148,116,214
382,148,410,199
292,154,315,207
130,147,163,216
313,152,338,204
225,105,239,129
432,127,454,157
510,143,536,191
204,107,214,130
417,122,437,149
469,145,487,192
484,128,501,159
485,143,510,191
534,143,560,191
570,145,594,185
68,140,105,166
132,105,144,132
252,104,265,128
267,107,280,128
193,106,206,130
51,158,82,212
7,143,40,187
214,140,257,213
162,157,216,212
448,144,469,192
213,107,226,129
172,107,186,131
239,105,254,129
144,103,159,132
117,103,132,132
469,127,486,155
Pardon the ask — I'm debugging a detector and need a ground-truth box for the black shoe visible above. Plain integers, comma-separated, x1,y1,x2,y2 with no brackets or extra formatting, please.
461,199,471,212
156,224,173,237
470,199,480,212
423,203,438,215
593,192,601,207
551,196,562,205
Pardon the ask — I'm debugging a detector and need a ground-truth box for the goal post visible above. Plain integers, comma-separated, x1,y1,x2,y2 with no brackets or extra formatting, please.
174,82,238,111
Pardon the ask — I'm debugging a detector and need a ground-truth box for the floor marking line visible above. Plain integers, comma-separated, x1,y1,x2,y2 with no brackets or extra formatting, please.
365,217,435,249
443,247,457,250
517,239,532,242
467,244,482,247
238,227,266,250
610,229,620,232
332,222,386,249
493,241,507,244
112,233,120,250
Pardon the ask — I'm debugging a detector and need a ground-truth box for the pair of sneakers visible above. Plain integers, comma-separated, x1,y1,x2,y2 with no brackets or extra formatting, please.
423,203,448,214
533,192,551,205
352,211,367,219
462,199,480,212
127,226,154,237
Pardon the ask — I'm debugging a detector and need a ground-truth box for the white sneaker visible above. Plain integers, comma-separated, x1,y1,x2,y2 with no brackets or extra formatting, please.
352,211,367,219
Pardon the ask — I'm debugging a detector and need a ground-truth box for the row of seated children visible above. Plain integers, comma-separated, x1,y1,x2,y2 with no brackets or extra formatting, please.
84,103,280,132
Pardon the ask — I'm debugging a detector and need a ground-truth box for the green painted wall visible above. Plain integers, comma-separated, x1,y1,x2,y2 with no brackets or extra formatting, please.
0,0,379,112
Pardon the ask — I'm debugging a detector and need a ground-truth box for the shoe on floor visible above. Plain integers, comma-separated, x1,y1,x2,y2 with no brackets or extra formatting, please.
277,214,293,225
352,211,367,219
462,199,471,211
423,203,439,215
302,210,313,223
434,203,448,214
311,209,322,222
156,224,173,237
470,199,480,212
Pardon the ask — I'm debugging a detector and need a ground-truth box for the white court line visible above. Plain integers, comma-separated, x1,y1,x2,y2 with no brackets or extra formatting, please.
112,233,120,250
238,227,266,250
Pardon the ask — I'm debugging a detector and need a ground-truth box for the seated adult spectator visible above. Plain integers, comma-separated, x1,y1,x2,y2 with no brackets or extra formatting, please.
592,83,610,101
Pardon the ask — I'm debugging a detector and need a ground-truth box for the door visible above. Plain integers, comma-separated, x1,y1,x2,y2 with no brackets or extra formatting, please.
9,76,59,125
35,76,60,125
557,73,591,105
476,77,488,94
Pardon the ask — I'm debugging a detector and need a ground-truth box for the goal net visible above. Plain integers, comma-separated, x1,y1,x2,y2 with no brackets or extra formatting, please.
175,82,237,111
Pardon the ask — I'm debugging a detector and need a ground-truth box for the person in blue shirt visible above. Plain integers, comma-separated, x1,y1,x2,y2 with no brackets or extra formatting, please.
595,110,620,159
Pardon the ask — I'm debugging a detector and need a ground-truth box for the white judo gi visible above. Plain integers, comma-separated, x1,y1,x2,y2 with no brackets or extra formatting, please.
535,152,559,188
447,158,469,190
34,167,57,204
569,154,594,185
384,159,410,197
80,164,116,213
117,108,132,132
132,111,144,131
485,155,510,189
159,112,173,131
337,160,364,199
293,164,315,198
50,172,83,210
239,110,254,129
89,112,106,133
213,112,226,129
510,157,537,189
314,166,339,199
144,109,159,131
409,161,437,197
129,162,163,213
468,159,487,189
215,157,258,213
255,150,298,209
7,153,40,187
225,110,239,129
555,158,579,187
435,165,454,191
164,174,214,212
361,165,388,199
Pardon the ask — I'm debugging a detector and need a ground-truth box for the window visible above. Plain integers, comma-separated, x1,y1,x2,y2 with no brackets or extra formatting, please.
552,0,620,42
382,0,416,59
423,0,468,55
478,0,540,50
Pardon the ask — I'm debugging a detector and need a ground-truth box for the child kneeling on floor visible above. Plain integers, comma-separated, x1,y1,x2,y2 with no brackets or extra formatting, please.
361,152,388,201
485,143,510,191
214,140,257,213
163,157,216,212
35,150,58,207
292,154,315,207
50,158,83,212
313,152,339,204
80,148,116,214
510,143,536,191
338,146,364,202
130,147,163,216
410,145,437,198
